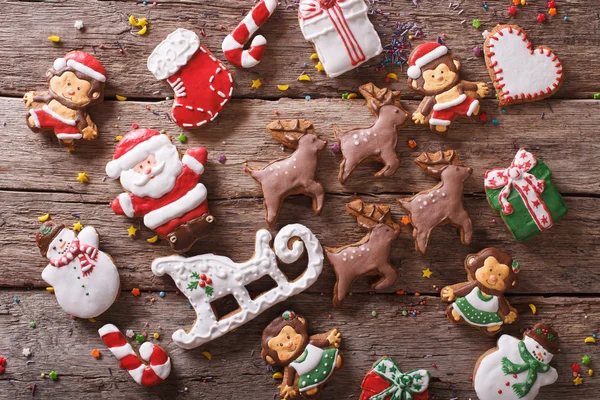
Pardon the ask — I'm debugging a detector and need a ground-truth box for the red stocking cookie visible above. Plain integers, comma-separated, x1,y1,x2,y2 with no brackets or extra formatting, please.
148,28,233,129
333,83,409,184
105,128,214,253
398,151,473,256
407,42,488,133
325,199,400,307
24,51,106,146
247,120,327,227
360,357,430,400
484,25,564,106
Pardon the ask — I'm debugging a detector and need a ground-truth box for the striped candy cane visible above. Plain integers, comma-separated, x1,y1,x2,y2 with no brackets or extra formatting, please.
98,324,171,386
221,0,278,68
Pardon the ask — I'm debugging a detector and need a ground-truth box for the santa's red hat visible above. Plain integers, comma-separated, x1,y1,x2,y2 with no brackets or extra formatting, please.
105,129,173,179
53,51,106,83
407,42,449,80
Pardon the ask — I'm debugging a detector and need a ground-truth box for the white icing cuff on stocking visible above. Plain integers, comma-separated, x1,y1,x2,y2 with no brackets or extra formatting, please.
182,154,205,175
148,28,200,80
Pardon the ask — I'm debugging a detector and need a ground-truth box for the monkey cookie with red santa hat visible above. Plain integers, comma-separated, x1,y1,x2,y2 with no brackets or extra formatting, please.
105,128,214,252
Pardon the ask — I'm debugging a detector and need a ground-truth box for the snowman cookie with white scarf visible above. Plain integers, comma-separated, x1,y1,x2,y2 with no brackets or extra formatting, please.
474,323,559,400
36,221,120,319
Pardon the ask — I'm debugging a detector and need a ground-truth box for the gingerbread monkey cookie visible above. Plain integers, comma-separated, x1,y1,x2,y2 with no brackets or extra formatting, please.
407,42,488,133
105,128,214,253
441,248,520,336
398,151,473,256
148,28,233,129
325,199,400,307
24,51,106,146
333,83,409,184
262,310,342,399
484,25,564,107
360,357,430,400
247,120,327,227
473,324,559,400
36,221,120,319
152,225,324,349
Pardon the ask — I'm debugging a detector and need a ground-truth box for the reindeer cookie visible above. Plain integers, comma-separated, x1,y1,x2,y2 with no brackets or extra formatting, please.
247,120,327,227
325,199,400,307
333,83,409,184
24,51,106,147
441,248,520,336
407,42,488,133
262,310,342,399
398,151,473,256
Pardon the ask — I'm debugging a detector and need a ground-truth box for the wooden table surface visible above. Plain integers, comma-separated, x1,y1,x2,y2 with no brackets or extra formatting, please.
1,0,599,399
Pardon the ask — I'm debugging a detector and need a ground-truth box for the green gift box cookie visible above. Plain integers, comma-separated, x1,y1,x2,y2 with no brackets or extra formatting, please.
484,149,567,242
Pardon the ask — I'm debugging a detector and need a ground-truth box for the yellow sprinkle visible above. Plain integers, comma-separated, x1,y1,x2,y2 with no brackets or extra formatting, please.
160,129,167,134
310,53,319,60
73,222,83,232
277,85,289,91
127,226,138,237
77,172,89,183
298,74,311,81
115,95,127,101
128,15,138,26
573,376,583,386
137,25,148,36
315,61,325,72
520,0,525,4
48,36,61,43
585,337,596,344
251,79,263,89
528,304,537,315
347,93,358,99
88,318,96,323
46,287,54,293
38,214,50,222
147,235,159,243
272,372,283,379
137,18,148,27
41,373,46,378
386,73,398,81
589,369,594,376
115,135,122,141
153,333,160,339
201,351,212,361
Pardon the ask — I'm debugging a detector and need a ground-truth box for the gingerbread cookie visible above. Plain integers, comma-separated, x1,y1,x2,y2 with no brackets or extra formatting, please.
247,120,327,227
325,199,400,307
99,324,171,386
333,83,409,184
298,0,382,78
148,28,233,129
473,323,559,400
105,128,214,253
484,25,563,107
151,224,324,349
261,310,342,399
485,148,567,242
36,221,120,319
441,248,520,336
407,42,488,133
222,0,278,68
24,51,106,146
398,151,473,256
360,357,430,400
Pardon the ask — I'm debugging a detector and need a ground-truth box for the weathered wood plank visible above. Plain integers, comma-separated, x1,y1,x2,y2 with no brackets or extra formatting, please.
2,191,598,294
2,97,599,197
0,291,597,399
0,0,597,100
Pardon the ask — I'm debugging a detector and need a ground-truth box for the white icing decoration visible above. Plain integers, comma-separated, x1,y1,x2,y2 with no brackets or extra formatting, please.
147,28,200,80
144,183,207,229
42,226,120,319
474,334,558,400
151,224,324,349
299,0,382,78
486,26,563,104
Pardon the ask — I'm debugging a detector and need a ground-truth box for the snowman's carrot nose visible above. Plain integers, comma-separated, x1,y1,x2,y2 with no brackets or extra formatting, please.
60,241,67,249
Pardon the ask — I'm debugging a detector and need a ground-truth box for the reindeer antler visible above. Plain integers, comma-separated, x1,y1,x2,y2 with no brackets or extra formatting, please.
414,150,463,171
266,119,316,150
359,83,403,117
346,199,400,231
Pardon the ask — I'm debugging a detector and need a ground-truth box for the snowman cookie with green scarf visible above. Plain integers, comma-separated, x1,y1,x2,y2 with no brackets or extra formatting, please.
441,248,520,336
474,323,559,400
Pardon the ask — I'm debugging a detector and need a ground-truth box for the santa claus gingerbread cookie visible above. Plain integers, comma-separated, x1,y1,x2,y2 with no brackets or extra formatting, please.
360,357,430,400
105,128,214,253
148,28,233,129
36,221,120,319
24,51,106,146
473,323,559,400
407,42,488,133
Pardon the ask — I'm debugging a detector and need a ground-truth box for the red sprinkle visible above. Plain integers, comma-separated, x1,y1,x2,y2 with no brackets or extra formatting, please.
537,13,547,23
479,112,488,121
508,6,517,15
572,363,581,372
132,123,139,129
547,0,556,8
498,390,503,394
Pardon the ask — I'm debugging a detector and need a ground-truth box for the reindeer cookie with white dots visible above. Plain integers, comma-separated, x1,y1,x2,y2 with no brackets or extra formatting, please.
398,150,473,256
333,83,409,184
246,120,327,227
441,248,520,336
324,199,400,307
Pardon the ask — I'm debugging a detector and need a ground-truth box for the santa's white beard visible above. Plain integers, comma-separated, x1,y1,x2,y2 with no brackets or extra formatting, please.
120,144,182,199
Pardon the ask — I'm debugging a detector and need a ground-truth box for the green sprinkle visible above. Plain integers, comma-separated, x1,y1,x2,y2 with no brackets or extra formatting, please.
177,134,188,144
49,370,59,381
136,334,145,343
371,311,377,317
29,321,36,328
582,355,592,365
472,19,481,28
594,93,600,100
402,310,408,317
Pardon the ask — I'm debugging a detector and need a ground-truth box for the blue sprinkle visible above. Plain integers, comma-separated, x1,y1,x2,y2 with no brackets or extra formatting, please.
13,297,20,304
501,108,506,113
188,303,193,309
564,16,568,21
305,95,311,101
303,62,307,67
593,333,597,339
159,291,165,298
483,4,488,9
491,119,499,125
143,1,147,4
